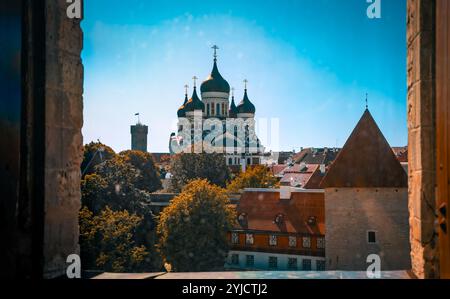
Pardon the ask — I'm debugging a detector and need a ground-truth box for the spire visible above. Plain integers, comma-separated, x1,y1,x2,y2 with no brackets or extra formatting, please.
365,93,368,110
184,84,189,103
184,76,205,112
200,45,230,94
229,87,238,118
237,79,256,114
212,45,219,61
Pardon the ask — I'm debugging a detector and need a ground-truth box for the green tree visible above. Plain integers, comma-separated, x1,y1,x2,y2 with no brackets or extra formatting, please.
79,206,150,272
80,156,164,272
169,153,231,192
81,141,116,177
157,179,236,272
227,165,279,192
119,150,162,192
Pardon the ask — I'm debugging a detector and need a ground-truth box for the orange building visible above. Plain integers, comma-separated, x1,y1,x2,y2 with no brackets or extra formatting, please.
226,188,326,271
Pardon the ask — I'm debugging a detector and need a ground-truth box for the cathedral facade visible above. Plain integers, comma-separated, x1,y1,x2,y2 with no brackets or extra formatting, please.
169,46,264,168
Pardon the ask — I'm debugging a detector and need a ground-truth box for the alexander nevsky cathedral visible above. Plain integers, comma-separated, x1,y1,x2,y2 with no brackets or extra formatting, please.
169,46,265,168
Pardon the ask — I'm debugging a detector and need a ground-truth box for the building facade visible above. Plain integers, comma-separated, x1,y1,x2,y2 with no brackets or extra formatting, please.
225,188,326,271
169,47,264,168
320,109,411,271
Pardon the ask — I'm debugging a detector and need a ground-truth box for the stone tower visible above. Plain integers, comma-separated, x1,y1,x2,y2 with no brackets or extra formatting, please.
130,123,148,152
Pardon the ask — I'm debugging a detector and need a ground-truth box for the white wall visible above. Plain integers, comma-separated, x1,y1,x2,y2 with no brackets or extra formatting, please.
225,251,325,271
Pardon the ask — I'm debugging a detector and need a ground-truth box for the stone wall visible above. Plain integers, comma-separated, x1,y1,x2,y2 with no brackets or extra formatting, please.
325,188,411,271
43,0,83,278
406,0,439,278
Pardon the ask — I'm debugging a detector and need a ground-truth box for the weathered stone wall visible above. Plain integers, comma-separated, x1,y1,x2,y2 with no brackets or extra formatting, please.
325,188,411,271
43,0,83,278
407,0,439,278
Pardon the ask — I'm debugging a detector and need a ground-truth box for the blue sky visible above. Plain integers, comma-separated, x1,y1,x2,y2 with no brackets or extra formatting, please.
82,0,407,153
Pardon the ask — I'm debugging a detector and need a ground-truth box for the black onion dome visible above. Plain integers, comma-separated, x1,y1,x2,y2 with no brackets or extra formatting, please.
177,94,188,117
184,87,205,112
237,89,255,114
200,59,230,94
228,96,238,118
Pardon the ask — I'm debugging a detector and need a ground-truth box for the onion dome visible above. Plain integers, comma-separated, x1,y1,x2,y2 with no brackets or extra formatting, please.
200,46,230,94
237,83,255,114
184,85,204,112
228,88,238,118
177,93,188,117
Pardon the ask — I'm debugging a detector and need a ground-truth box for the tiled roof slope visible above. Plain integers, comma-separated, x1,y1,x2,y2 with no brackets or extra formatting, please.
320,109,407,188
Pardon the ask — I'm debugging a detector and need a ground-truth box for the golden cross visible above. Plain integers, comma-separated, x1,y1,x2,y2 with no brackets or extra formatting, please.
243,79,248,90
365,93,368,109
184,84,189,95
231,87,235,97
192,76,198,87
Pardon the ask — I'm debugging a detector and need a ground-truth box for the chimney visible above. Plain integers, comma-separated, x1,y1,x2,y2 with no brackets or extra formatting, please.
280,186,292,199
320,164,326,174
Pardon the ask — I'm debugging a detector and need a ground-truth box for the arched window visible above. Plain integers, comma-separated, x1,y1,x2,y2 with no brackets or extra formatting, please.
217,103,220,115
228,157,232,165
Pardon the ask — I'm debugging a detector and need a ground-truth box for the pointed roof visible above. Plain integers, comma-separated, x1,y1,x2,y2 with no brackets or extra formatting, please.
183,86,205,112
320,109,407,188
177,93,188,117
200,59,230,94
229,95,238,118
237,89,256,114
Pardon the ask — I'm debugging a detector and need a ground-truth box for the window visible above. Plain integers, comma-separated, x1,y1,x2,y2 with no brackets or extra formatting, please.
211,103,215,115
231,232,239,244
222,103,225,115
302,236,311,248
231,254,239,265
316,237,325,249
246,255,254,267
247,158,251,165
228,158,232,165
217,103,220,115
246,233,254,245
302,259,312,271
287,258,298,270
288,236,297,247
268,256,277,269
368,231,377,243
269,235,277,246
316,260,326,271
207,103,210,115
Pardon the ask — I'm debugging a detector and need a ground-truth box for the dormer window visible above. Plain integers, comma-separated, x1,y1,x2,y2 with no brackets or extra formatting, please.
274,214,284,225
307,216,317,225
238,213,247,225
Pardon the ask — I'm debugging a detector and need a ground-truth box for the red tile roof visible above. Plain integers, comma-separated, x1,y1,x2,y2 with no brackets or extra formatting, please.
235,190,325,235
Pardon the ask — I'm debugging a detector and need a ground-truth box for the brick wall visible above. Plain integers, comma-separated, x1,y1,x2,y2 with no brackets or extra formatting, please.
407,0,440,278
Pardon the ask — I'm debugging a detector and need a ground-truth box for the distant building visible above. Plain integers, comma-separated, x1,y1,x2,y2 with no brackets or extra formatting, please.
293,147,340,165
131,123,148,152
226,188,326,271
320,109,410,271
170,46,265,168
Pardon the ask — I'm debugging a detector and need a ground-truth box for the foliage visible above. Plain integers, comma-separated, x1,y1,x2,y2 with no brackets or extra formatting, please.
81,141,116,177
169,153,231,192
157,179,236,272
226,165,279,192
80,143,165,272
79,206,150,272
119,150,162,192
